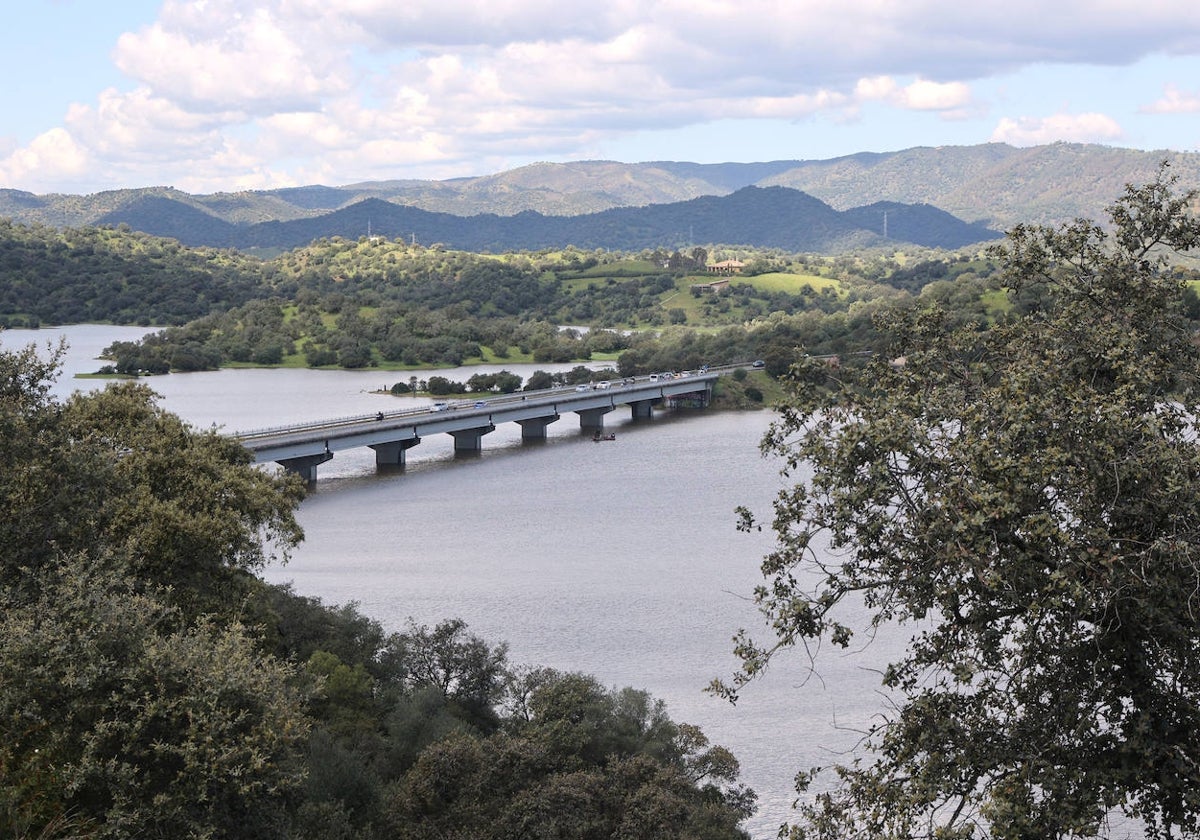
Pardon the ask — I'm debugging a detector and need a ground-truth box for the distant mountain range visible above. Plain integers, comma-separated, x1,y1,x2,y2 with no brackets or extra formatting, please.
1,143,1196,253
71,187,997,252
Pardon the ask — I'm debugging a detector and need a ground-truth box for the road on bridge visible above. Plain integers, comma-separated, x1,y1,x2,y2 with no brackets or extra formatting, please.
233,365,747,482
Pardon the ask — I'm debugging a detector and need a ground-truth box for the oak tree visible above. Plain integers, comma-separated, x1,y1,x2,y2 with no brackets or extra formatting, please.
723,169,1200,838
0,560,310,839
386,671,755,839
0,344,309,838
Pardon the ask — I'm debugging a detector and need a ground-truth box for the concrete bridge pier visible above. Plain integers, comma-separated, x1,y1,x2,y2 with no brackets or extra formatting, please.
666,384,713,409
629,398,656,420
576,406,614,431
517,415,560,441
371,436,421,468
278,449,333,484
451,424,495,454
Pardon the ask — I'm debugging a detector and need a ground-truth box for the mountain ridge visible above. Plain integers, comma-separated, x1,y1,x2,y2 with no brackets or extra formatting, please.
1,142,1196,252
82,186,1001,253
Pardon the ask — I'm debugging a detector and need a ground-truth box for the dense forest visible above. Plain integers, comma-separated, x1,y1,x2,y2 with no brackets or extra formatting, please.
0,218,1037,378
0,219,267,327
4,208,1199,389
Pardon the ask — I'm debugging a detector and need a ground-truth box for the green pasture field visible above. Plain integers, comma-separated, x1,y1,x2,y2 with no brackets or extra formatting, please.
733,272,840,294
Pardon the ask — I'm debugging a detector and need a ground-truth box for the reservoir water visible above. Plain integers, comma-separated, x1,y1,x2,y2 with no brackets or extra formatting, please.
6,325,904,839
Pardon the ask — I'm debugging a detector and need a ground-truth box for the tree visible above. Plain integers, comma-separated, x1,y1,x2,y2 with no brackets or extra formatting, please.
467,372,497,392
57,380,305,616
0,344,310,838
425,375,455,396
384,671,754,840
0,557,310,840
492,370,522,393
524,370,554,391
721,168,1200,838
379,619,510,731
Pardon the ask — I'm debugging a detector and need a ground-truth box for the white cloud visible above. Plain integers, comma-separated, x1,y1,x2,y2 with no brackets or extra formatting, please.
66,88,238,156
898,80,973,111
286,0,642,48
7,0,1200,191
0,128,91,191
114,2,349,113
855,77,973,113
990,112,1124,146
1141,84,1200,114
741,89,851,120
855,76,900,102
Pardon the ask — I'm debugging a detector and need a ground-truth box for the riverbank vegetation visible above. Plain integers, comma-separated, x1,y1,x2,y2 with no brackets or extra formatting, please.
374,364,773,409
0,342,756,839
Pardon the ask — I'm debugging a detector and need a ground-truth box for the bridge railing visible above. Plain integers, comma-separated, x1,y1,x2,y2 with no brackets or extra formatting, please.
232,383,567,439
234,411,396,440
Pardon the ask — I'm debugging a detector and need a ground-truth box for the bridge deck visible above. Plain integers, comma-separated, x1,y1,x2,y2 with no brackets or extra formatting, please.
234,370,723,477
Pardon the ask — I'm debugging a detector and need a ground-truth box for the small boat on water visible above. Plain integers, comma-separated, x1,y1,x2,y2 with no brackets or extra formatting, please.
592,432,616,442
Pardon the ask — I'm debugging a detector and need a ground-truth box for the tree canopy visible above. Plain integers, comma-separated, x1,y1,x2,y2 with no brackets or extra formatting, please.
0,341,310,838
722,168,1200,838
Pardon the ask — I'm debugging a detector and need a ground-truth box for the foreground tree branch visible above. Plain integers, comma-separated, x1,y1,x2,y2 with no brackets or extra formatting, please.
723,166,1200,839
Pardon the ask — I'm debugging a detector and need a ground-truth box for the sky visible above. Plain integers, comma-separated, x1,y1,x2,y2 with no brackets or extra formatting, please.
4,0,1200,195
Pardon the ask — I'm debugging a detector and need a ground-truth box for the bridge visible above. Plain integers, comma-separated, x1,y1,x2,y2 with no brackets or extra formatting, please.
234,368,727,482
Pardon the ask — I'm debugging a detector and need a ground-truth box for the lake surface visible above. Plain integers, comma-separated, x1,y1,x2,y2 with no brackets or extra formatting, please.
3,325,905,838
